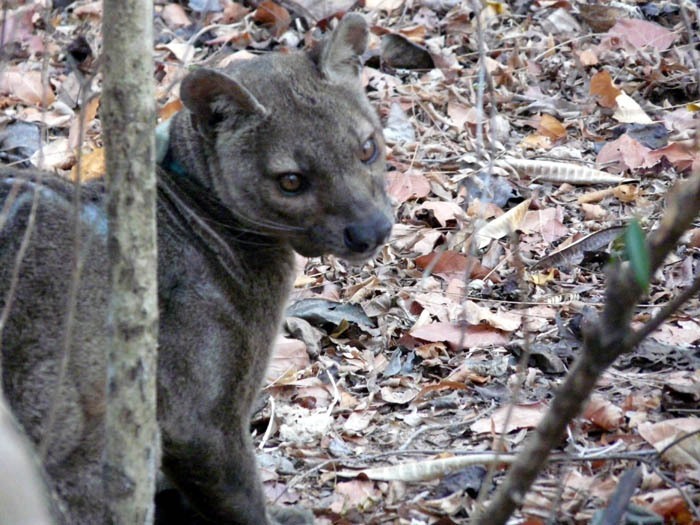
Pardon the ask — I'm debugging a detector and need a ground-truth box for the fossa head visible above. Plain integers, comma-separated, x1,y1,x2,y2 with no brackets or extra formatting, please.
178,13,393,262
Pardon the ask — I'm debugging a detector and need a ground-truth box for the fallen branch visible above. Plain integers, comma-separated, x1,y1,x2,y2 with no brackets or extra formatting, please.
473,168,700,524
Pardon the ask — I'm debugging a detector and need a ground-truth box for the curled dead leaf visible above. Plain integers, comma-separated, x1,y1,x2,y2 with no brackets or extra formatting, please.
582,395,623,431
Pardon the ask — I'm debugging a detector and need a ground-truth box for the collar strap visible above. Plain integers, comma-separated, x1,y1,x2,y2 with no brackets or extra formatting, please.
156,118,186,177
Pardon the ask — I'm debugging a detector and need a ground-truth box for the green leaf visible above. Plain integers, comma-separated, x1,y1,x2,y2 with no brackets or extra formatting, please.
624,219,650,293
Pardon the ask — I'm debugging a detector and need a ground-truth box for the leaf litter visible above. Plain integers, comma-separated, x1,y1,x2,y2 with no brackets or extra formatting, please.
1,0,699,523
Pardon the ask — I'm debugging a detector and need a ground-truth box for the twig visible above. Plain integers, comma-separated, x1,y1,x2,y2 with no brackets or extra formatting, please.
399,410,488,451
472,168,700,525
259,394,276,450
38,55,98,461
626,272,700,348
597,466,641,525
0,185,40,384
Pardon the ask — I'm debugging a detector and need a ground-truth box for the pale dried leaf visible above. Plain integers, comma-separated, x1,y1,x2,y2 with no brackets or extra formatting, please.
638,418,700,468
470,402,548,434
343,410,376,434
161,3,191,28
339,453,516,482
366,0,404,11
474,198,531,249
497,158,636,185
386,170,431,203
531,226,624,269
608,18,677,52
30,138,73,170
266,336,309,384
330,479,381,514
463,301,521,332
613,91,653,124
411,322,510,350
0,70,55,106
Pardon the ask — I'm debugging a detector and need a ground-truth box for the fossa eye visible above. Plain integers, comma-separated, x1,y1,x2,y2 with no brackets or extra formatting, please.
278,173,305,194
359,137,378,164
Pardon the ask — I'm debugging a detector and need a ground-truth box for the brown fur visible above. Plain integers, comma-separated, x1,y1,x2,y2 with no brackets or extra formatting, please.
0,14,391,524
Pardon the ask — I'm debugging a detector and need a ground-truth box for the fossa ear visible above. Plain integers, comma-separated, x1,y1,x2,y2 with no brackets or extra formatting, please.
319,13,368,85
180,68,269,127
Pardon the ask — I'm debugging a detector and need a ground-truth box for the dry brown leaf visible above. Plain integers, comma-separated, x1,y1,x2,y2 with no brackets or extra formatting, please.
589,70,620,109
578,4,628,32
20,106,72,128
415,251,494,281
607,19,677,52
520,134,553,150
157,41,191,62
70,147,105,182
520,208,567,243
265,336,309,384
596,134,653,171
418,201,465,226
646,143,698,172
221,3,251,24
638,418,700,468
577,187,616,204
411,322,509,350
68,96,100,149
582,395,623,431
633,489,695,524
470,402,548,434
0,70,55,106
447,100,472,129
380,386,418,404
527,268,557,286
536,114,567,141
73,1,102,19
577,48,598,66
386,170,431,203
413,380,470,403
253,1,291,38
330,479,381,514
397,25,427,43
158,99,183,121
649,320,700,346
613,184,640,203
161,3,191,28
580,202,609,220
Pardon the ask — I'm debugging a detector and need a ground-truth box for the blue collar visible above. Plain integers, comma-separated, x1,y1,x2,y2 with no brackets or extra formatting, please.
155,119,187,177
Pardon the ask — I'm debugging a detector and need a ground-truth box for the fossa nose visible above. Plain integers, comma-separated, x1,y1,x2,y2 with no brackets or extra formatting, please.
343,210,393,253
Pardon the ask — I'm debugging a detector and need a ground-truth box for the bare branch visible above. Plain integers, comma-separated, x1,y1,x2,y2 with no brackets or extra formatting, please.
473,169,700,525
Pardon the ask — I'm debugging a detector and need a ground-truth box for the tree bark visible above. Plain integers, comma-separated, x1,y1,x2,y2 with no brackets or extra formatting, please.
101,1,159,523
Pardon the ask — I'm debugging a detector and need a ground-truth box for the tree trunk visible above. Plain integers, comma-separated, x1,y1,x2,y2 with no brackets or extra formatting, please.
101,1,159,523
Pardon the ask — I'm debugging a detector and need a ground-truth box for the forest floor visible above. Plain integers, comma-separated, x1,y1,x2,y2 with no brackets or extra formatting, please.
1,0,699,523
